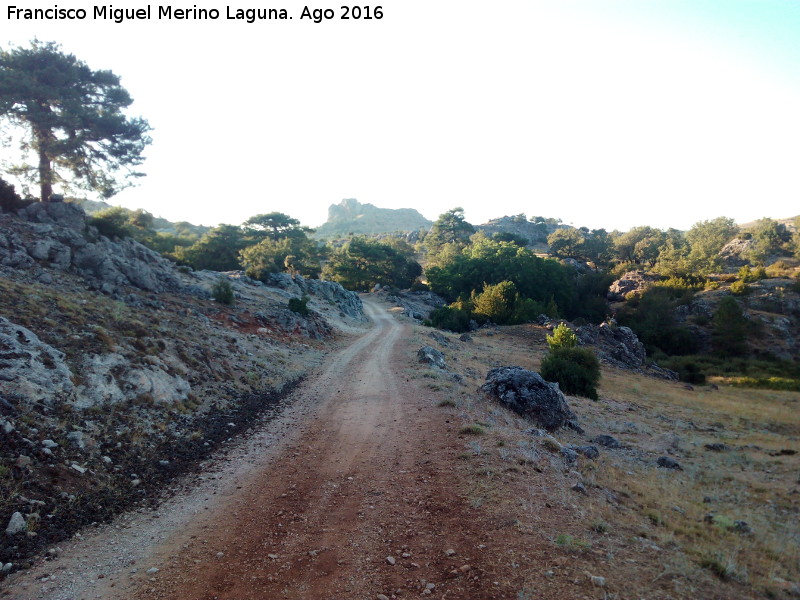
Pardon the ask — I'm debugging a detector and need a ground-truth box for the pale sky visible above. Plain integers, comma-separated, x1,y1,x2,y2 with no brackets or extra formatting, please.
2,0,800,231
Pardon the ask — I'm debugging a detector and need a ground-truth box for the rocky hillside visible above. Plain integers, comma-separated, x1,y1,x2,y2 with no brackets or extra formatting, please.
314,198,431,238
475,215,561,247
0,201,365,573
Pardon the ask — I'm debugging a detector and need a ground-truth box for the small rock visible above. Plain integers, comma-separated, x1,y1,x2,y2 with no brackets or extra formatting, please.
704,443,729,452
102,456,112,464
459,564,471,573
386,556,396,565
130,479,142,487
426,582,436,590
572,445,600,459
561,447,578,463
41,440,59,449
267,554,279,560
657,456,682,470
65,431,85,450
216,552,224,559
733,520,751,534
592,435,621,449
15,455,32,468
590,574,606,587
445,548,456,556
571,482,587,494
5,512,25,536
376,595,390,600
1,563,12,573
146,567,159,575
70,464,86,474
544,569,554,578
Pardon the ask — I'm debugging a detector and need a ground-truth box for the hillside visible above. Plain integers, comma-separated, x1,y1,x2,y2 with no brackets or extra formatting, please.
314,198,432,238
0,201,366,571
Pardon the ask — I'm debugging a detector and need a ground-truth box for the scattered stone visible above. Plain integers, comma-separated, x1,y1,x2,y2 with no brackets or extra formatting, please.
733,520,751,534
65,431,86,450
146,567,159,575
657,456,682,470
541,436,562,453
70,464,86,474
216,552,224,559
15,455,32,468
769,449,797,457
376,595,390,600
704,443,729,452
572,445,600,459
480,366,576,431
544,569,554,578
459,333,472,342
267,554,279,560
571,482,587,494
5,512,26,536
564,419,585,435
589,574,606,587
592,435,621,449
41,439,59,449
1,563,11,573
426,582,435,590
386,556,396,565
445,548,456,557
561,447,578,464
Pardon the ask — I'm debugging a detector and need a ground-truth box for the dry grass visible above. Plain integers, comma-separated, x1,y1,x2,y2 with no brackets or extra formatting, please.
412,321,800,599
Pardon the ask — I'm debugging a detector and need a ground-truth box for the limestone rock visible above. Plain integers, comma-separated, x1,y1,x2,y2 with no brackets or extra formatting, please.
607,270,659,302
480,366,576,431
0,317,74,404
417,346,446,370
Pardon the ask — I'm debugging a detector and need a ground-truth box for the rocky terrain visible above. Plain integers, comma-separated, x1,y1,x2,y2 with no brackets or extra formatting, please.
0,201,365,574
314,198,432,238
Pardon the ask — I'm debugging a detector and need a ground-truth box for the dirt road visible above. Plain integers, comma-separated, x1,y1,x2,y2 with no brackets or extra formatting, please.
0,296,518,600
121,298,504,599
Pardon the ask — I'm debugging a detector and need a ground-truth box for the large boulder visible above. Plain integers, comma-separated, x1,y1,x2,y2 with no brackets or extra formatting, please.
607,271,659,302
480,366,575,431
576,323,646,368
417,346,446,370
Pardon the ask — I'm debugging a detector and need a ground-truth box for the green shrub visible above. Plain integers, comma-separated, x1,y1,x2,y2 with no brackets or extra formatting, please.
546,322,578,351
730,279,749,295
665,357,706,384
427,306,472,332
472,281,518,324
540,347,600,400
211,278,234,305
288,295,310,315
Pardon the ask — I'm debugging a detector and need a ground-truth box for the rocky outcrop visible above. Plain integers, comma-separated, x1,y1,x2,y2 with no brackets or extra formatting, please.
719,238,752,268
0,317,74,404
383,290,446,321
480,366,576,431
74,353,190,409
265,273,365,320
475,215,554,245
576,323,646,369
607,271,659,302
255,309,333,340
315,198,431,238
0,202,182,294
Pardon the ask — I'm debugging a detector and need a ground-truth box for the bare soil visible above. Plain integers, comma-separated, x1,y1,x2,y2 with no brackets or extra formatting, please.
6,299,793,600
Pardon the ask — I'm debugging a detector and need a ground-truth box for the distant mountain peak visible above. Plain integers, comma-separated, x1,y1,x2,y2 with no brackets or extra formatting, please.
315,199,431,237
